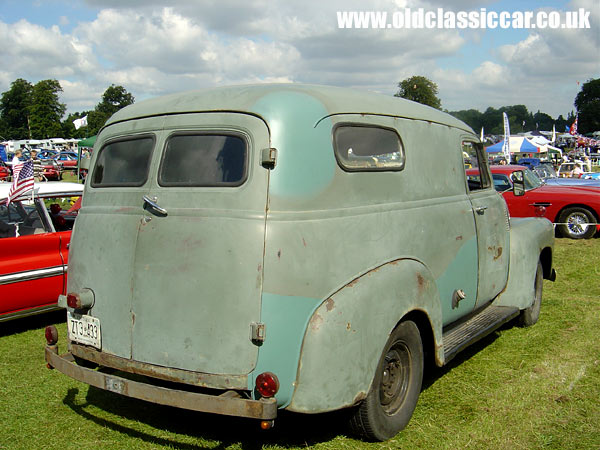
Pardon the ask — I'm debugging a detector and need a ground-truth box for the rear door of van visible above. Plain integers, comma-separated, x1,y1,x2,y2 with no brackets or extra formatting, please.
75,113,270,376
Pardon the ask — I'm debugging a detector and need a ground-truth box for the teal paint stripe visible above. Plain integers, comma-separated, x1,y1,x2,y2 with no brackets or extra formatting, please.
252,293,322,408
435,236,479,324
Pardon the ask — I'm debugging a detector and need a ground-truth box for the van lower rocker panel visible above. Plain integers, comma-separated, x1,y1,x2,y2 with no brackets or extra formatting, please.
442,305,519,363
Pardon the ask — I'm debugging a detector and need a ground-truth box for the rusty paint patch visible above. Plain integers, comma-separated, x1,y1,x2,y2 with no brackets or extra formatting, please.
417,273,426,290
325,298,335,312
310,313,323,331
257,264,262,272
277,249,281,260
389,260,398,266
302,238,307,247
494,247,503,260
346,322,351,331
346,278,359,288
352,391,367,404
456,235,463,241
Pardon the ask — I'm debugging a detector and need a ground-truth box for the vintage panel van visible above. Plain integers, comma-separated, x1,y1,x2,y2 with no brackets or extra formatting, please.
45,84,555,441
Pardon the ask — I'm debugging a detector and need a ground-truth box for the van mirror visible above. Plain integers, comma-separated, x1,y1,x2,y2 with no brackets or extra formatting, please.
512,170,525,196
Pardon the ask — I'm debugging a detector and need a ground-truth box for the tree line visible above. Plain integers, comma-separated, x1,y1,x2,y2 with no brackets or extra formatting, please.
1,76,598,141
395,75,599,135
0,78,134,140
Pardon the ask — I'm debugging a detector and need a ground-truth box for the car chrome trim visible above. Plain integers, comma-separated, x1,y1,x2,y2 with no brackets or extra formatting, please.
0,304,62,322
0,265,66,286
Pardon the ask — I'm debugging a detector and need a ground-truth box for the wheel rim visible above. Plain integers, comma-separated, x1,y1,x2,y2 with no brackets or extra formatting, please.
379,342,411,414
566,212,590,237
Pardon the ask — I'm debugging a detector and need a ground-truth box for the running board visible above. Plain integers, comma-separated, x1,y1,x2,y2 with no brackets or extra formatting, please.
442,305,519,364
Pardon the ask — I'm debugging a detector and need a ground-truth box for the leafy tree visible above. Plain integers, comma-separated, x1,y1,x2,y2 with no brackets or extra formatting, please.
87,84,135,135
28,79,66,139
0,78,33,139
394,76,442,109
574,78,600,134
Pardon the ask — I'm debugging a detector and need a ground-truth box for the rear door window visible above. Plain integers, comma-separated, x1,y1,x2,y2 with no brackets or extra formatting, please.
158,134,247,186
92,136,154,187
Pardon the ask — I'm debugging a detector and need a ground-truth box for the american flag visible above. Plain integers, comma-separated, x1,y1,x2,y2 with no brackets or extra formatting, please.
6,160,35,205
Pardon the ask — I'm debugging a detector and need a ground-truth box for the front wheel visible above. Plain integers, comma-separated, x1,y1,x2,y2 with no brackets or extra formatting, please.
558,207,597,239
349,320,423,441
519,261,543,327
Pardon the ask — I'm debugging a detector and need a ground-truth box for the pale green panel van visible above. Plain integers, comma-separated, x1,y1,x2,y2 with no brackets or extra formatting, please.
47,85,555,442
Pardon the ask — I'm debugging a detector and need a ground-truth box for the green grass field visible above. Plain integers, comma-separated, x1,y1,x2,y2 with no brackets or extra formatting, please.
1,238,598,449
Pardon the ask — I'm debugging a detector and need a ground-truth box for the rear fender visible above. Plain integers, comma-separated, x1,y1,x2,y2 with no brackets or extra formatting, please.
287,258,442,413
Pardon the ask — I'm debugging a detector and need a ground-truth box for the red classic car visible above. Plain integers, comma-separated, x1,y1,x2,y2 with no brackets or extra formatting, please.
0,182,83,322
53,152,79,171
0,160,10,181
467,165,600,239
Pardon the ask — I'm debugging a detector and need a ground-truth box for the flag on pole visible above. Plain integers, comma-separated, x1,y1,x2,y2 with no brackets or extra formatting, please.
502,112,511,162
569,115,578,136
73,115,88,130
6,161,34,205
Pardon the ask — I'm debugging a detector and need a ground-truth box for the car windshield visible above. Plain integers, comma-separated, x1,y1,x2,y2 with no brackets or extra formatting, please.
515,168,543,190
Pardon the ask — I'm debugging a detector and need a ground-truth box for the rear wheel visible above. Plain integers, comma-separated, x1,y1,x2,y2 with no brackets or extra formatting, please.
558,207,597,239
519,261,543,327
349,320,423,441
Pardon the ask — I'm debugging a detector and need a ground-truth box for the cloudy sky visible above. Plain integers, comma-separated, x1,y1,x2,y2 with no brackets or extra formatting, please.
0,0,598,119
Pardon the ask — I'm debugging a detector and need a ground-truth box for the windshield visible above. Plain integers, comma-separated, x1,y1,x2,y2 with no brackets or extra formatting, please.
513,168,543,190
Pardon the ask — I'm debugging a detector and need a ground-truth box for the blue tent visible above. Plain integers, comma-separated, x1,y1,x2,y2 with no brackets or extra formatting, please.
0,144,6,162
486,137,540,153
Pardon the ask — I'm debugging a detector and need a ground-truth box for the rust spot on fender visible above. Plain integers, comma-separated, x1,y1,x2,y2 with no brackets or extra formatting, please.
325,298,335,311
346,278,359,287
310,313,323,331
346,322,351,330
417,273,426,290
456,235,463,241
302,238,307,247
352,391,367,404
488,246,503,260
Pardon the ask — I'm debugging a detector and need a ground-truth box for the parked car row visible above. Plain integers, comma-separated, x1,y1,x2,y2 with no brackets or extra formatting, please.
468,165,600,239
0,182,83,322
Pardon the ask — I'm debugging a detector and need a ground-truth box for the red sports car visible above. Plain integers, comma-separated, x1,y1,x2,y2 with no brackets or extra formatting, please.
0,182,83,322
0,160,10,180
467,165,600,239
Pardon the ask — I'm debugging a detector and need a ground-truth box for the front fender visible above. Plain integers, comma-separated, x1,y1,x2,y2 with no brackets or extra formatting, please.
494,217,554,310
287,258,442,413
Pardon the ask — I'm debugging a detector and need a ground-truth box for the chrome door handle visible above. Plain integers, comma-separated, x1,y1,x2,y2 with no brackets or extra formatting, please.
475,206,487,215
143,195,168,216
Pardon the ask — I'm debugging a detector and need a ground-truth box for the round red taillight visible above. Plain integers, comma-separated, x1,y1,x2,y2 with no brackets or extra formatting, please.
66,293,80,309
255,372,279,398
45,326,58,345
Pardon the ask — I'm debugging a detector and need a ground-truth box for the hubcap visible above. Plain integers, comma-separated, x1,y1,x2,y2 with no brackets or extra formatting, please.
379,343,411,414
567,213,589,236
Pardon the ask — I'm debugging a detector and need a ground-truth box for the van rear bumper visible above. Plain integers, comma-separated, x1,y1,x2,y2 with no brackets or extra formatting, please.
45,345,277,420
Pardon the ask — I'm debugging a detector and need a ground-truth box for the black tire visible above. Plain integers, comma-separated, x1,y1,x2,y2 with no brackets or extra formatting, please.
558,207,597,239
519,261,543,327
349,320,423,441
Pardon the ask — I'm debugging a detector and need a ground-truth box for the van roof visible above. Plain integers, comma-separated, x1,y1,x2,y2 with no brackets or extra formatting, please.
106,84,474,134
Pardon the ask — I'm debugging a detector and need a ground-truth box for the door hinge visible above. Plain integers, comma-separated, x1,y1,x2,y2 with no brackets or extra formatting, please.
261,148,277,169
250,322,266,344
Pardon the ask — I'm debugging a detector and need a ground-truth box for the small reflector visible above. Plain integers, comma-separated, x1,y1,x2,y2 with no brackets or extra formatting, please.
255,372,279,398
45,326,58,345
260,420,274,430
66,293,80,309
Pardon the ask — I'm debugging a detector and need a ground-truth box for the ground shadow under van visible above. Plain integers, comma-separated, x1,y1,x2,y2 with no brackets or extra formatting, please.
62,385,347,448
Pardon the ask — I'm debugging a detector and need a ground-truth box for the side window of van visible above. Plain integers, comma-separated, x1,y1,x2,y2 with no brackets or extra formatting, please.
159,134,247,187
463,141,491,191
92,136,154,187
334,125,404,171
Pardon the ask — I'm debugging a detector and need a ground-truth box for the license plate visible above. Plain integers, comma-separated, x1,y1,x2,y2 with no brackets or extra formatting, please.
67,312,101,349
